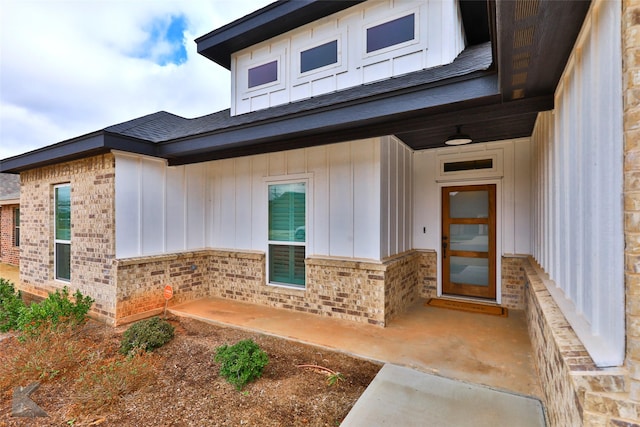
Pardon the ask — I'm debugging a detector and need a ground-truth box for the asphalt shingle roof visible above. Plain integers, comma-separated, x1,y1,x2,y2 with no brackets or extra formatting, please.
105,42,492,144
0,173,19,200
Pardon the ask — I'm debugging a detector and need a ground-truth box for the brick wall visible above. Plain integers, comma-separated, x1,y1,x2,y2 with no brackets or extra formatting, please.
19,154,117,324
113,249,423,326
501,256,527,310
0,204,20,265
524,258,632,426
418,250,437,299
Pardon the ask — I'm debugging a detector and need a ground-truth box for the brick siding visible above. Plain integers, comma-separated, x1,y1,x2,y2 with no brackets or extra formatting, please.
0,204,20,265
18,154,117,324
525,257,633,426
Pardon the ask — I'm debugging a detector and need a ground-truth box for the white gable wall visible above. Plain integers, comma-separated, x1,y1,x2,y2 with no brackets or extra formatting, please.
231,0,465,115
115,137,416,262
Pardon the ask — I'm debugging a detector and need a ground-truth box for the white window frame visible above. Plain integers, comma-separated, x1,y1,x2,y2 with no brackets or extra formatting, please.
362,8,420,60
265,174,312,290
54,183,71,282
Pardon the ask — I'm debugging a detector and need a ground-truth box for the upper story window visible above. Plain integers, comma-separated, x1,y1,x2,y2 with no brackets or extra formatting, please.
248,60,278,88
300,40,338,74
366,13,415,53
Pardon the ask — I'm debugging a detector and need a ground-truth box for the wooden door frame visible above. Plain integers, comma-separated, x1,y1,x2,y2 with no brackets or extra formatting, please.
436,179,502,303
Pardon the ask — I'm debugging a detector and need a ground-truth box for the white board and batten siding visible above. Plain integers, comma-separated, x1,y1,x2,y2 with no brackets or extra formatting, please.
231,0,465,115
530,0,623,367
114,137,411,262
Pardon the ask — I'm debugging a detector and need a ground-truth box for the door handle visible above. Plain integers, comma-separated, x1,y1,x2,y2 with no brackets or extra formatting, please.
442,242,447,259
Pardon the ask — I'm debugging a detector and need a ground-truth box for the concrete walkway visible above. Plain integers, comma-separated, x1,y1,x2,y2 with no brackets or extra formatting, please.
342,364,546,427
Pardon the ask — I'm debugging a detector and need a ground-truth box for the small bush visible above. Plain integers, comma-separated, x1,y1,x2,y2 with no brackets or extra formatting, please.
16,287,94,337
0,278,25,332
120,317,175,355
214,339,269,390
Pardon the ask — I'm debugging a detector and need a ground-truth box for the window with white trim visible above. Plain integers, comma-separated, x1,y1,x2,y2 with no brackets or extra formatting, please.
268,182,306,288
248,60,278,88
366,13,415,53
54,184,71,281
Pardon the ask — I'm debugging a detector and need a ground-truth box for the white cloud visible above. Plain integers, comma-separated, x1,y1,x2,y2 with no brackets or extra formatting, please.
0,0,273,160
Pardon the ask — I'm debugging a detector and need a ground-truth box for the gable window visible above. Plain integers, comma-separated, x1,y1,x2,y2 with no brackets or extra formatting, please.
366,14,415,53
13,208,19,247
268,182,306,288
54,184,71,281
300,40,338,73
248,60,278,88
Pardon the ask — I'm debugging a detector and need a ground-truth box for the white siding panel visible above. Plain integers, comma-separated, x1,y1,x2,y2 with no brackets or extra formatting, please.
115,154,141,258
286,149,306,175
502,143,515,254
530,0,623,366
393,51,423,76
166,166,186,252
307,146,329,256
251,155,268,250
514,139,531,254
218,160,237,248
141,158,165,254
380,139,390,259
235,158,253,250
328,144,353,257
186,164,206,249
353,139,380,260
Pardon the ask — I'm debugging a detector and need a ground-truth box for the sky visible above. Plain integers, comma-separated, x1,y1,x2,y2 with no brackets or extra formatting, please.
0,0,273,160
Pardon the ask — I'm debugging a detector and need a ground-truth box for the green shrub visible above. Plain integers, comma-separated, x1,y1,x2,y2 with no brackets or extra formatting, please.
119,317,175,355
0,278,25,332
16,287,93,337
214,339,269,390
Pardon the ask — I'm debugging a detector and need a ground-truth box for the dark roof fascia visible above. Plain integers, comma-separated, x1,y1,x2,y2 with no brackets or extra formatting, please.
0,132,158,173
196,0,365,69
163,72,500,164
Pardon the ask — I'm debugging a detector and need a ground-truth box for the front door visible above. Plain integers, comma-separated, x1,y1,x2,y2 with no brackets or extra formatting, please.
441,184,496,300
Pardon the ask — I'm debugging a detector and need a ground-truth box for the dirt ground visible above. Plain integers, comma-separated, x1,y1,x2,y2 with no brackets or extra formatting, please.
0,316,381,426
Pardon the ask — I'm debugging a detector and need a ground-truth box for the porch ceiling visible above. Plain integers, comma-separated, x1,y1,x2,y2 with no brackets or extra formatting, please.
394,0,591,150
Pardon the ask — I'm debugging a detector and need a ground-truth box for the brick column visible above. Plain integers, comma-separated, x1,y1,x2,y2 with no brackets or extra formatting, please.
623,0,640,402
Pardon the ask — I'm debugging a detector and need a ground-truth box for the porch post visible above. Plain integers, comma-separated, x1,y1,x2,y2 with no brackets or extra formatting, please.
623,0,640,402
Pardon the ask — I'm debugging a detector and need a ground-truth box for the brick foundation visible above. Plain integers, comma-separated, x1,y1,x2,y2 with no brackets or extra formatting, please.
524,257,633,426
113,249,424,326
0,204,19,266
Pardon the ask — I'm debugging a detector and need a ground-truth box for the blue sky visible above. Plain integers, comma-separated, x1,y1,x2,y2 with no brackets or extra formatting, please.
0,0,272,160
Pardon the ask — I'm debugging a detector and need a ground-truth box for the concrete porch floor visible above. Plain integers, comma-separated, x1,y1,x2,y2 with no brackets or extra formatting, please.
0,263,541,399
169,297,542,399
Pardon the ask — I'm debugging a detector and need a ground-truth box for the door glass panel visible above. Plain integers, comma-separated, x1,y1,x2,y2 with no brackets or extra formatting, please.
449,256,489,286
449,224,489,252
449,190,488,218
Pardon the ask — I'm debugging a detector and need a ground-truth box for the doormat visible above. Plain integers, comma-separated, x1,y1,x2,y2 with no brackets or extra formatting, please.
425,298,508,317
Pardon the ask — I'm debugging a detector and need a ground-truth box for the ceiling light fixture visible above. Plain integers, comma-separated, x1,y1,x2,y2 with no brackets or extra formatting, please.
445,125,472,146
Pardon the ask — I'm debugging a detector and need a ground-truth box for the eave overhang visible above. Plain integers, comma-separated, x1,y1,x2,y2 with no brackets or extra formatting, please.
196,0,365,69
